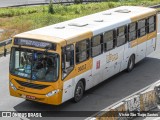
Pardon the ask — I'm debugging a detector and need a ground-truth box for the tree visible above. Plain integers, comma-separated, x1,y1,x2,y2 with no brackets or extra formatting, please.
48,0,55,14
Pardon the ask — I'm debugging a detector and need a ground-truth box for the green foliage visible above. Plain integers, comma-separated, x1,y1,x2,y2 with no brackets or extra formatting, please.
0,0,159,17
0,6,46,17
74,0,83,4
0,0,159,41
108,2,115,8
48,0,55,14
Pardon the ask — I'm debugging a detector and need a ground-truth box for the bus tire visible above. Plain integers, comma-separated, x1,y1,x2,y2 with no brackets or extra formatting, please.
127,55,135,72
73,80,84,103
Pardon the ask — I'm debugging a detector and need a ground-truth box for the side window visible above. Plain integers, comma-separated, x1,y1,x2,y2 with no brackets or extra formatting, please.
62,44,74,79
103,30,115,51
128,22,137,41
148,15,156,33
76,39,90,63
91,35,103,57
117,26,127,46
137,19,146,37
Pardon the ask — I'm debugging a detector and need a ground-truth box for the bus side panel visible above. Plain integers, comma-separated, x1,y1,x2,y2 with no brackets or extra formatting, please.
136,35,147,63
103,51,111,80
122,40,138,71
62,70,92,103
62,78,75,103
91,54,105,86
146,31,157,56
108,45,125,76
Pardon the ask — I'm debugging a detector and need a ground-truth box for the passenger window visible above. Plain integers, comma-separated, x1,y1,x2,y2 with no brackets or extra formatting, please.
104,30,115,51
148,15,156,33
91,35,103,57
137,19,146,37
62,44,74,79
76,39,90,63
128,22,137,41
117,26,127,46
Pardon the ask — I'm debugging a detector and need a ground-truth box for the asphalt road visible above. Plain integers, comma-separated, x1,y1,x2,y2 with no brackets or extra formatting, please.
0,0,99,8
0,0,54,7
0,15,160,120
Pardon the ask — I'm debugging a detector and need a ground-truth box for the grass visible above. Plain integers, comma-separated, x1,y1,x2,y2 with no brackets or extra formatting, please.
0,0,160,43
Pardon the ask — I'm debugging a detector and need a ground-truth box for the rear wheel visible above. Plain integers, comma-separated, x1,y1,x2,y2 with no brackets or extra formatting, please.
127,55,135,72
73,81,84,102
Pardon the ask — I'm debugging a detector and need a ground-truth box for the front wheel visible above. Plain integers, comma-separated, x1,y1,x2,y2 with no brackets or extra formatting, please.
73,81,84,103
127,55,135,72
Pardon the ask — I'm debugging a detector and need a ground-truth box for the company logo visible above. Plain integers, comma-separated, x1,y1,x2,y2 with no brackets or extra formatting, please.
107,53,118,62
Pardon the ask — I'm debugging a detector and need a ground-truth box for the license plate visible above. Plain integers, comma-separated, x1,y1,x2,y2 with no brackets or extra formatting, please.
26,95,35,100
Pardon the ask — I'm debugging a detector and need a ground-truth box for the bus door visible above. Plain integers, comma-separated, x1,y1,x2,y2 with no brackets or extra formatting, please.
136,19,147,62
62,44,75,102
91,35,103,85
146,16,156,56
146,37,156,56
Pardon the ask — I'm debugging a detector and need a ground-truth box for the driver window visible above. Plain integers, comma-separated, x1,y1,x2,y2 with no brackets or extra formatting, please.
62,44,74,79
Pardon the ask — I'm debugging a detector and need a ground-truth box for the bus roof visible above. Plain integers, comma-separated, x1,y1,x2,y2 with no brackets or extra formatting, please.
15,6,157,46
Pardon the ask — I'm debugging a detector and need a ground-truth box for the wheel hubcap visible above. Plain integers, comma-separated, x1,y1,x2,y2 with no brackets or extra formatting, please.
76,86,82,98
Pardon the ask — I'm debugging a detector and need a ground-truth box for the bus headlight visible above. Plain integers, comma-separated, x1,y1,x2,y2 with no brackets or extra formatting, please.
10,81,17,91
46,89,60,97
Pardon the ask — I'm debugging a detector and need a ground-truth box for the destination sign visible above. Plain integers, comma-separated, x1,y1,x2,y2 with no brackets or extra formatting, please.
14,38,56,50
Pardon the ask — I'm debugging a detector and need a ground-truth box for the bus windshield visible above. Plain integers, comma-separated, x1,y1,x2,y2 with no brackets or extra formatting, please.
10,47,59,82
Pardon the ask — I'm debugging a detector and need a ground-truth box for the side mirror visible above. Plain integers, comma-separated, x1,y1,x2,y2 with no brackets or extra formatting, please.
4,47,7,57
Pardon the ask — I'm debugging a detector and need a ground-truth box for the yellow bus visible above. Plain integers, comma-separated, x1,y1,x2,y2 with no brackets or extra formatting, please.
8,6,157,105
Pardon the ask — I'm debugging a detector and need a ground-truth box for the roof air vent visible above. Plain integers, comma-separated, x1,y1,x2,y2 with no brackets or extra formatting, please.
68,23,88,27
54,26,65,29
94,19,104,22
115,9,131,13
102,12,112,15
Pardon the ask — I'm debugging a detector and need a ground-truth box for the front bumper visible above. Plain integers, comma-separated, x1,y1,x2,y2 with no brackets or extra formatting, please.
9,86,62,105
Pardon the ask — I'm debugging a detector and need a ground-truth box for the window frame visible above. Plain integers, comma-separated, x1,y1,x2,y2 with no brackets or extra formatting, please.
76,39,90,64
61,44,75,80
103,29,116,52
147,15,156,33
137,19,147,38
116,25,127,47
91,34,103,57
128,22,137,41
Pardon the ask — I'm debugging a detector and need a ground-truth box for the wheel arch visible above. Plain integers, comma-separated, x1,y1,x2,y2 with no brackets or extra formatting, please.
79,78,86,91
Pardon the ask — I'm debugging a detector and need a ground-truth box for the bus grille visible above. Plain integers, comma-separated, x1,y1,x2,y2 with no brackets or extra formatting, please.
15,80,49,89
